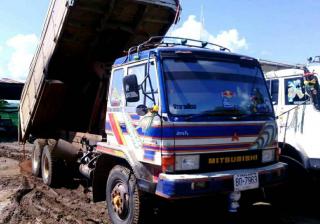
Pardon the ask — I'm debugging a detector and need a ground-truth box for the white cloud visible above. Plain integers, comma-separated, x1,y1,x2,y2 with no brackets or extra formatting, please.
0,66,4,76
170,15,248,52
209,29,248,51
0,46,3,75
5,34,38,81
260,50,272,57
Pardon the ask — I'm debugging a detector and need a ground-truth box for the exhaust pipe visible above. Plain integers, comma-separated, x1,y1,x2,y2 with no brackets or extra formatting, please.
79,164,94,179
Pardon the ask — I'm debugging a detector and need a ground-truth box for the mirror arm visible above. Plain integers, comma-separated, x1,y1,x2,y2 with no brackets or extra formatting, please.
147,51,156,105
144,94,154,101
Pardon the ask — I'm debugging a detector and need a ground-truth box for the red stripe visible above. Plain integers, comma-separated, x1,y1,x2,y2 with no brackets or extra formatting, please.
142,134,258,140
161,147,250,153
96,145,114,154
150,123,264,128
108,113,123,145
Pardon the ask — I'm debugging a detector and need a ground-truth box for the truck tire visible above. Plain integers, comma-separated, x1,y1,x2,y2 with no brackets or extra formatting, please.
266,155,312,206
106,165,144,224
32,142,42,177
41,145,61,187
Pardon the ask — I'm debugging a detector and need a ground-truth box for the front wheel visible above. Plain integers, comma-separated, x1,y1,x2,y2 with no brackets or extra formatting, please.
106,166,144,224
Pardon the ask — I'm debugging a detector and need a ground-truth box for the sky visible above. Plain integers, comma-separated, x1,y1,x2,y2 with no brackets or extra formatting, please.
0,0,320,81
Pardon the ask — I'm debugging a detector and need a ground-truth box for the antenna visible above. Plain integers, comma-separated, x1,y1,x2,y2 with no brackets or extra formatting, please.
200,4,205,41
167,0,181,37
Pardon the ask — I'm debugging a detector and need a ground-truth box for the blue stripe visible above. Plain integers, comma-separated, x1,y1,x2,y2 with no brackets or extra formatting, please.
105,121,128,133
144,150,155,160
174,125,262,138
119,123,128,133
105,122,112,131
141,125,262,138
107,120,263,139
130,114,140,120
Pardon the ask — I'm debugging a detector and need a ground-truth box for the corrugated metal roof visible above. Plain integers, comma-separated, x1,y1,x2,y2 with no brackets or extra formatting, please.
0,79,24,100
259,59,299,73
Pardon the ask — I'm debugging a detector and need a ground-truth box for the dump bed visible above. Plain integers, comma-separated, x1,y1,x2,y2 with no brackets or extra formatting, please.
19,0,179,142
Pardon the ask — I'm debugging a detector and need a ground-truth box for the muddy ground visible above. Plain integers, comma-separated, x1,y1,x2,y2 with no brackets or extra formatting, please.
0,142,320,224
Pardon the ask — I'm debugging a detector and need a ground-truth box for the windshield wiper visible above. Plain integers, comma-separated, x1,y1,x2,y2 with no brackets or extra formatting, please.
184,110,274,121
237,112,275,119
184,109,241,121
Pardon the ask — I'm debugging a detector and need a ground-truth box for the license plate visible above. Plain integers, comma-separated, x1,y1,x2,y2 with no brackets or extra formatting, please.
233,172,259,191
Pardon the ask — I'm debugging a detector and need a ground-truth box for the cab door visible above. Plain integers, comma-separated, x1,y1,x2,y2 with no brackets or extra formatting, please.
124,61,162,165
278,76,310,142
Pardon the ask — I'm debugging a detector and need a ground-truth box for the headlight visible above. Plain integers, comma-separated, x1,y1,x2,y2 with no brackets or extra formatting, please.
175,155,200,171
262,149,275,163
309,159,320,169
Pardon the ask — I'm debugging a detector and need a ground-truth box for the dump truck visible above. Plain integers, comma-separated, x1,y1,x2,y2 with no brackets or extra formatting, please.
20,1,287,223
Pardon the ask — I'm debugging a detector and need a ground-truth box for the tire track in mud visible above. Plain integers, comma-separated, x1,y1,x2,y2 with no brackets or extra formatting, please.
0,142,108,224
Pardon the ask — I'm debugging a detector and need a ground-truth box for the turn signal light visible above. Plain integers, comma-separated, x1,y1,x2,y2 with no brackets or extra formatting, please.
161,155,175,173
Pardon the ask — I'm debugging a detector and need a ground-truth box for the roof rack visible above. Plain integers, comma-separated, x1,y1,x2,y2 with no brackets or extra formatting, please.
126,36,231,62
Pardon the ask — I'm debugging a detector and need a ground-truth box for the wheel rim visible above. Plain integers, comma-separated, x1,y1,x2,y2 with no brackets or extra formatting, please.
110,181,129,219
43,155,49,180
32,149,38,170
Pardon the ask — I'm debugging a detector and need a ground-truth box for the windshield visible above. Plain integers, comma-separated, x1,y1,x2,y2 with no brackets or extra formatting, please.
162,58,273,118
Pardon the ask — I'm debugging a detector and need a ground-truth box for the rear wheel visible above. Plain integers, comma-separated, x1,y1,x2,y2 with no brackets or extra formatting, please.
31,139,46,177
106,165,144,224
41,145,61,187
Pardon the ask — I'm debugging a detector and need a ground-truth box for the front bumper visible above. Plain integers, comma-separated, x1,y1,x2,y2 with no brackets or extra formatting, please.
155,162,287,199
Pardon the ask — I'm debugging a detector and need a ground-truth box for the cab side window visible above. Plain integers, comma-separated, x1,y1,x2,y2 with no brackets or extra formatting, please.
109,69,124,107
266,79,279,105
284,77,309,105
145,62,159,108
305,75,320,110
127,62,158,108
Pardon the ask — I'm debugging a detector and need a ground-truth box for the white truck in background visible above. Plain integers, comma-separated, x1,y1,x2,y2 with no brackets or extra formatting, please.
265,64,320,181
308,56,320,74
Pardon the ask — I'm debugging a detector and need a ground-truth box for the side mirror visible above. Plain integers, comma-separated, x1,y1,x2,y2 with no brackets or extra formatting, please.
123,74,140,102
136,104,148,116
308,57,313,63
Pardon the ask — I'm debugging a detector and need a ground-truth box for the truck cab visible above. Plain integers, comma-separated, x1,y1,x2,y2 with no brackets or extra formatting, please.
265,67,320,179
96,37,286,217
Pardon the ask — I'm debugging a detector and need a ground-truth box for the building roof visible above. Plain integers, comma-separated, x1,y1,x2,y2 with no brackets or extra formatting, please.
0,78,24,100
0,78,23,84
259,59,300,73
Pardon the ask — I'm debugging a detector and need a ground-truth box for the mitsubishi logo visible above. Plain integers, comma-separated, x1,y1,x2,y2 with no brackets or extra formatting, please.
232,132,239,141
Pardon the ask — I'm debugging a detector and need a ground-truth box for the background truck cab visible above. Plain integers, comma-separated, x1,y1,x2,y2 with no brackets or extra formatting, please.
265,67,320,180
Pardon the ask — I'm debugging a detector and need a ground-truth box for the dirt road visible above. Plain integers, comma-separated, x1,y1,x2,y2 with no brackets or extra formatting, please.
0,142,319,224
